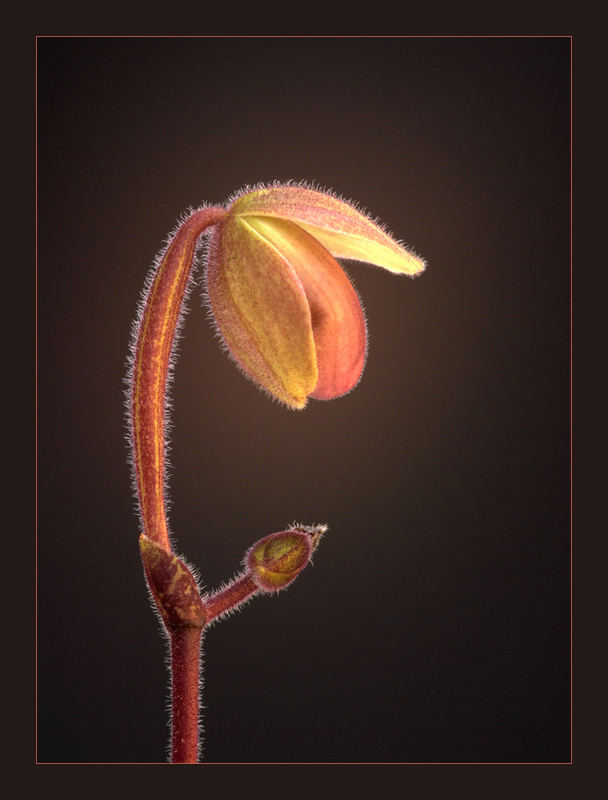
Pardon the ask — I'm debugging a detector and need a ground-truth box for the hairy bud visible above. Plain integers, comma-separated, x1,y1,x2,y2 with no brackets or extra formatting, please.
245,524,327,592
206,183,426,409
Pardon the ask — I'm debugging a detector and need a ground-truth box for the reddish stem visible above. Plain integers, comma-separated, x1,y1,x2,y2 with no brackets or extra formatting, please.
130,207,226,763
205,574,260,622
131,206,227,551
170,625,204,764
131,206,322,763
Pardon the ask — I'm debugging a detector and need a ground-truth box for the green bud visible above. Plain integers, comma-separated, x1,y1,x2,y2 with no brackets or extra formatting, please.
245,524,326,592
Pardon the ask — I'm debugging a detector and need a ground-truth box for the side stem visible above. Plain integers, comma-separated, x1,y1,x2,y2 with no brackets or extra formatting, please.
205,573,260,623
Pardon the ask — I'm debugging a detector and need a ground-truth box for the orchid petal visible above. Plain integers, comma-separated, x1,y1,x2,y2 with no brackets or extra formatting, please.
231,185,426,276
206,215,317,409
244,216,366,401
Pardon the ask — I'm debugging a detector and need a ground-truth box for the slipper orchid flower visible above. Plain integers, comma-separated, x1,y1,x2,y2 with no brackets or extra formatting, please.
206,184,426,409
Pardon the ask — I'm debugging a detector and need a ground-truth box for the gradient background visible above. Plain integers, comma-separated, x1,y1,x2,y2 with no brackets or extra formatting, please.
37,37,571,763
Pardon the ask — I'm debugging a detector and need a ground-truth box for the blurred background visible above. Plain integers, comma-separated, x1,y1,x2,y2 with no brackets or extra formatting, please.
37,36,570,763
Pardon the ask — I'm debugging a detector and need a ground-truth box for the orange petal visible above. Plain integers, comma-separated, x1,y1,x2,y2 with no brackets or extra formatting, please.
243,216,367,401
231,184,426,276
206,215,318,409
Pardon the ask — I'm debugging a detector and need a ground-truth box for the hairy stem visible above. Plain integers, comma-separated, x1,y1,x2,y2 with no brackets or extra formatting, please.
170,625,204,764
130,204,325,763
131,207,226,763
131,206,227,551
205,573,260,623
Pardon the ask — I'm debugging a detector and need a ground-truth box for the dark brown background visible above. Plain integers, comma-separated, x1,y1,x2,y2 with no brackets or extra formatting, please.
37,36,570,763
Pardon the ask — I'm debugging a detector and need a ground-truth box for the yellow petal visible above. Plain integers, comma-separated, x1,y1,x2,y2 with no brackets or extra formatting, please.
244,216,367,401
231,184,426,276
206,215,318,409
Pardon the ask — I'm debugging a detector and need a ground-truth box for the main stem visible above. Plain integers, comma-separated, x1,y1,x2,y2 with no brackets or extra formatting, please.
131,206,226,762
170,625,204,764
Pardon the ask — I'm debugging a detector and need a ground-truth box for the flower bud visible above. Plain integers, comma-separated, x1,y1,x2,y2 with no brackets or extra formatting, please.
245,525,326,593
206,182,426,409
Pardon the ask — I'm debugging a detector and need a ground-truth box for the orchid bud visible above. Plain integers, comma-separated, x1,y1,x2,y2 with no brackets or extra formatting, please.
245,524,326,593
206,183,426,409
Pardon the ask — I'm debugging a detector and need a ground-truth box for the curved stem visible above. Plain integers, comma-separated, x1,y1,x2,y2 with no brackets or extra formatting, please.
130,206,227,551
130,206,325,763
130,207,226,763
